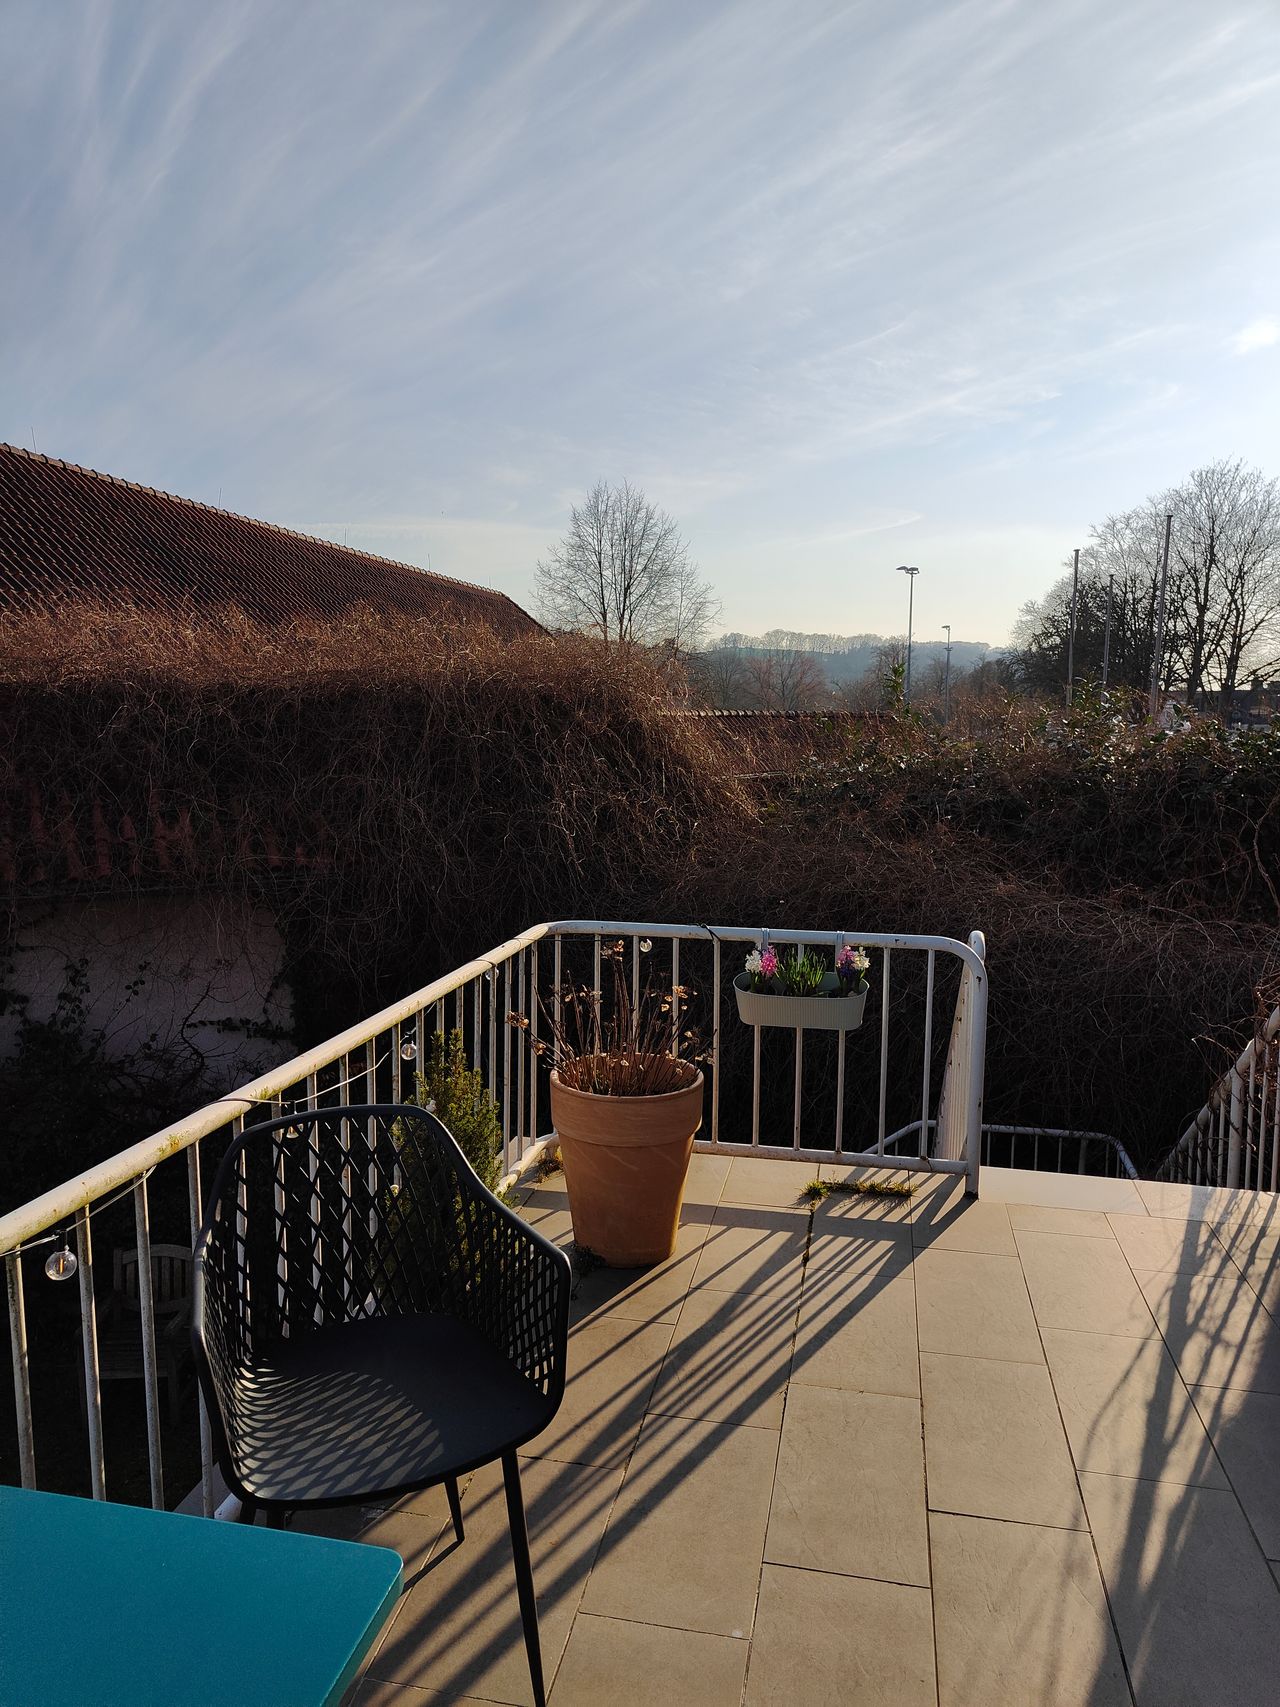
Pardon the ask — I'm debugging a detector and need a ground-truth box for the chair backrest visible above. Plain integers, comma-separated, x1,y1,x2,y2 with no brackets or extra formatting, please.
112,1244,193,1317
193,1105,482,1382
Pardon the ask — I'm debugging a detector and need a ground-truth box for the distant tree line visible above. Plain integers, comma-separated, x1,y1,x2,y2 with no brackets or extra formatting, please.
535,468,1280,719
1014,459,1280,708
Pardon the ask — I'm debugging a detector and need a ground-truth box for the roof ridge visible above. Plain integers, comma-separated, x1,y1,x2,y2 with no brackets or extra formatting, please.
0,442,520,607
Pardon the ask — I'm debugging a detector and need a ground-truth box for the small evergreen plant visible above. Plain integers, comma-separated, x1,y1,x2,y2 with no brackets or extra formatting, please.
411,1029,503,1191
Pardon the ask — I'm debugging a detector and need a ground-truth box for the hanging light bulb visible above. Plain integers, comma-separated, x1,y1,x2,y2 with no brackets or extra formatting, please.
45,1233,78,1282
399,1036,418,1062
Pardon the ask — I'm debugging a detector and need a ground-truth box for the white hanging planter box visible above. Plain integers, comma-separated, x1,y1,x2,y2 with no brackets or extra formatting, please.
732,972,868,1032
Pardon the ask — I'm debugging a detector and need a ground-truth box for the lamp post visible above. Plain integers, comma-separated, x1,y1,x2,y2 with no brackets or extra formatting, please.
1066,547,1080,708
1148,511,1174,719
1101,574,1114,690
942,623,952,723
896,565,919,707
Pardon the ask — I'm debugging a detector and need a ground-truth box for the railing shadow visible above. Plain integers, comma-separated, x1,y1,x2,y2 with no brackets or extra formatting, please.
366,1167,920,1700
1075,1202,1280,1704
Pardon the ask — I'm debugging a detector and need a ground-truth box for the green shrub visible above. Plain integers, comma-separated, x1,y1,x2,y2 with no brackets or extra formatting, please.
409,1029,502,1191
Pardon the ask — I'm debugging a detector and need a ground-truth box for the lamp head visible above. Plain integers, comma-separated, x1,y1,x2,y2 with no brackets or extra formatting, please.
895,564,919,576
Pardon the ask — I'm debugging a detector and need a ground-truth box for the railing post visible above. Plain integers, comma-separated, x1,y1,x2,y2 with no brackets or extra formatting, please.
965,931,987,1198
1226,1067,1244,1189
5,1253,36,1488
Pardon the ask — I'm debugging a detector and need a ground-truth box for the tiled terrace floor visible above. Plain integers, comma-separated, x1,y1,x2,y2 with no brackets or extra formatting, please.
323,1153,1280,1706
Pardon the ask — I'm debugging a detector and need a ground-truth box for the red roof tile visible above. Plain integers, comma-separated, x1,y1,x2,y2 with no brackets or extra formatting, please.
0,444,540,637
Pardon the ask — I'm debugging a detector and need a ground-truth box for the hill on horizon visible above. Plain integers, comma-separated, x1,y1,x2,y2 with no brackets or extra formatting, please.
708,628,995,684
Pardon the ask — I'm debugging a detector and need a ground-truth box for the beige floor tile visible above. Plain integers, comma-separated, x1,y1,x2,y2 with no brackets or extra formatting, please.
1222,1231,1280,1315
550,1614,747,1707
765,1386,929,1584
980,1165,1147,1214
368,1457,622,1704
1042,1327,1227,1489
792,1238,920,1397
747,1563,935,1707
931,1511,1130,1707
358,1505,457,1580
1107,1213,1234,1277
911,1189,1016,1255
1135,1265,1280,1392
1139,1179,1280,1232
1006,1203,1116,1237
720,1154,816,1207
518,1202,575,1246
1082,1469,1280,1707
580,1414,778,1636
290,1500,383,1542
527,1316,675,1468
649,1286,797,1428
921,1353,1085,1528
914,1248,1044,1363
1209,1216,1280,1260
1017,1231,1157,1338
354,1680,488,1705
682,1149,732,1206
689,1206,809,1296
567,1219,710,1327
1189,1385,1280,1556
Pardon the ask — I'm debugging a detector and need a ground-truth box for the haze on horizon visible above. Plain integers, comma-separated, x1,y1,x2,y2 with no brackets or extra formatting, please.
3,0,1279,647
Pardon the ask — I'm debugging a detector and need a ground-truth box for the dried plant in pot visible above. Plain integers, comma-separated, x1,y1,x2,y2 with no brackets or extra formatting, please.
510,939,709,1267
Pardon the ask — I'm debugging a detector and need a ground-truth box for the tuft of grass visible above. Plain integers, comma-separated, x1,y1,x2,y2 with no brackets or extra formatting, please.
802,1176,917,1203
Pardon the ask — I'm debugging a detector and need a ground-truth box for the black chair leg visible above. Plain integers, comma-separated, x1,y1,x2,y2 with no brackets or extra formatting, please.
236,1497,258,1525
501,1451,545,1707
445,1476,465,1544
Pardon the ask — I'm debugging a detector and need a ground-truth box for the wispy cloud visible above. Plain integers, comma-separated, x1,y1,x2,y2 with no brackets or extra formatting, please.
3,0,1280,642
1234,317,1280,355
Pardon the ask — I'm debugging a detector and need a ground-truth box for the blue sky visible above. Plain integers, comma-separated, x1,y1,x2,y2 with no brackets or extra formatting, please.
4,1,1279,644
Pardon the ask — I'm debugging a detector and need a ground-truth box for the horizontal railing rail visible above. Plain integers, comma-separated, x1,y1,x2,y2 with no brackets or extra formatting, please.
1156,1004,1280,1191
2,918,986,1515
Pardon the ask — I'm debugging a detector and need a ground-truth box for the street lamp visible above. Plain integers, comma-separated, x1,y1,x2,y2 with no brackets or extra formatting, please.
896,566,919,706
942,623,952,723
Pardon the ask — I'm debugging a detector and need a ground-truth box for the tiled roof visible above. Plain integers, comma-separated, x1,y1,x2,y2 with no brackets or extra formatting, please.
0,444,540,637
680,709,873,774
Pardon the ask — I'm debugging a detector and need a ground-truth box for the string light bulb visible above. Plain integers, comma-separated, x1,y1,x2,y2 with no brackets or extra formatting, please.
399,1037,418,1062
45,1233,78,1282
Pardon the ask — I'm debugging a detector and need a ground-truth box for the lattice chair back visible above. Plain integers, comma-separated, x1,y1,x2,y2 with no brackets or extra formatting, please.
194,1106,497,1394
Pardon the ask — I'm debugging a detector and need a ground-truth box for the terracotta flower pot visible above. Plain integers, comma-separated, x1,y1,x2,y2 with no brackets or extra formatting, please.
549,1067,705,1266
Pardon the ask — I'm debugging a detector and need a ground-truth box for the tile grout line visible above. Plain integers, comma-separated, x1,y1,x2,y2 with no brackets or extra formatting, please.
1108,1220,1280,1597
1015,1229,1139,1705
544,1158,737,1701
910,1209,943,1707
736,1197,815,1707
519,1171,714,1703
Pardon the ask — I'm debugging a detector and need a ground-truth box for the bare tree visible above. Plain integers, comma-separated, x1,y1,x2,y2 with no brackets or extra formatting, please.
1014,461,1280,706
687,643,751,708
534,480,718,652
741,648,830,712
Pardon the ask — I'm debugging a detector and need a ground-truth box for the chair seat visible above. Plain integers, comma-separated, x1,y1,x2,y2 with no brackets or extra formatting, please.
229,1312,554,1506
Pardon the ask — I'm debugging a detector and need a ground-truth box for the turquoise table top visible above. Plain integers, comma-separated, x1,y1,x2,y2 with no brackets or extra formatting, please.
0,1485,403,1707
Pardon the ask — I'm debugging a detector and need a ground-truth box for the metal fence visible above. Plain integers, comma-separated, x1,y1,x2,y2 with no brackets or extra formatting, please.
2,919,987,1513
1156,1004,1280,1191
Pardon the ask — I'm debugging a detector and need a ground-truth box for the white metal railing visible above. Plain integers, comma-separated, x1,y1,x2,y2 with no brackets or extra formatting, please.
2,919,987,1512
1157,1003,1280,1191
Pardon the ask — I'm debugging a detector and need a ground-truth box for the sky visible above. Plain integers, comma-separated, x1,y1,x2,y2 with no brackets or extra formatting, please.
3,1,1279,647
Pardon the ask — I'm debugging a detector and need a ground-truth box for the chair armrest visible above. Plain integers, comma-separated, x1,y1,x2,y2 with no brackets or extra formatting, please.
459,1187,572,1411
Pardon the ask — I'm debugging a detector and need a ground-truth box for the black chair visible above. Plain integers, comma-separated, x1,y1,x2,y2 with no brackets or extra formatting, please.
192,1104,571,1706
